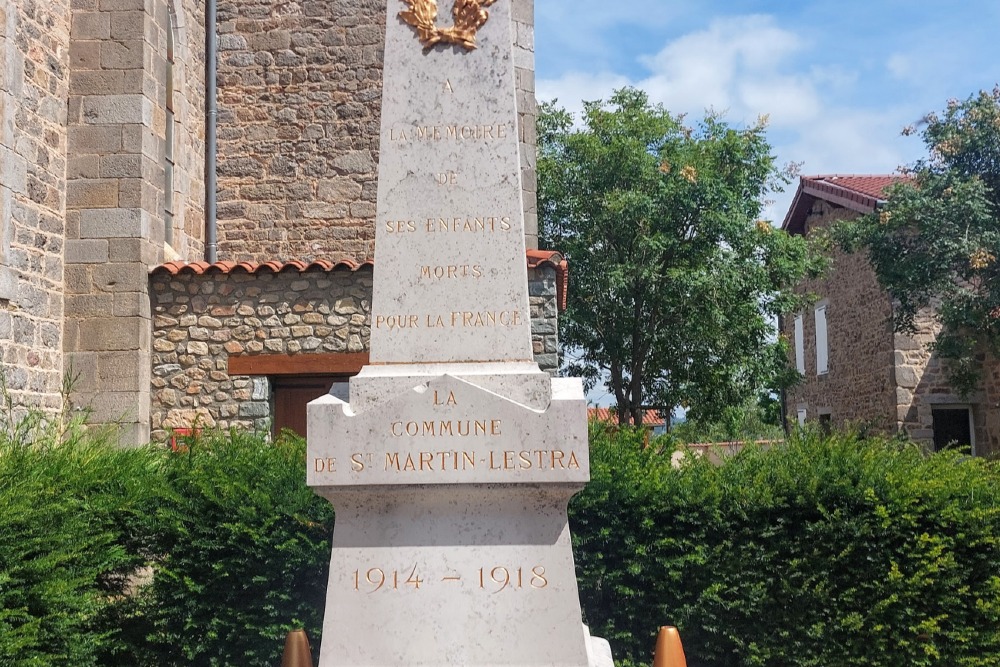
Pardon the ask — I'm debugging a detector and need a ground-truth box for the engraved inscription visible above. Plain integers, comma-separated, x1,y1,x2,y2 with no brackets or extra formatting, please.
479,566,548,592
344,448,582,473
389,419,503,437
383,216,512,234
374,310,523,330
433,390,458,406
385,219,417,233
435,171,458,185
314,457,338,472
388,123,508,142
352,563,549,592
420,264,483,280
354,564,423,592
425,216,512,233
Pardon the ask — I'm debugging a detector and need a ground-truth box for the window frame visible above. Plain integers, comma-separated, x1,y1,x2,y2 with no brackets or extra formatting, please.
793,313,805,375
931,405,975,455
814,301,829,376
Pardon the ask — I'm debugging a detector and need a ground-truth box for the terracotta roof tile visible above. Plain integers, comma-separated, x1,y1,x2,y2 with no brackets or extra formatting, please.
526,249,568,312
782,174,910,234
152,251,570,311
152,258,374,276
805,174,903,200
588,407,665,426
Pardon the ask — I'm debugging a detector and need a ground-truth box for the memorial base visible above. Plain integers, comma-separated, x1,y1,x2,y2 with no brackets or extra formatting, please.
308,373,592,666
314,486,588,666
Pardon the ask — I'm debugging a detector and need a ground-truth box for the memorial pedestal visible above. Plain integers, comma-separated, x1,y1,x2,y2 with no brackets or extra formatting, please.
309,375,591,666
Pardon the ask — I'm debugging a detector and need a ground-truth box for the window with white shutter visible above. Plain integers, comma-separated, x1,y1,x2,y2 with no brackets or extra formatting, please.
794,314,805,375
815,303,828,375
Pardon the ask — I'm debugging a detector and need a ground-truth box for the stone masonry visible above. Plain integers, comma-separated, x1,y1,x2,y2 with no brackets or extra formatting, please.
214,0,538,263
63,0,206,443
1,0,547,443
0,0,71,418
895,303,998,454
980,354,1000,455
785,193,998,456
782,200,897,431
149,261,561,440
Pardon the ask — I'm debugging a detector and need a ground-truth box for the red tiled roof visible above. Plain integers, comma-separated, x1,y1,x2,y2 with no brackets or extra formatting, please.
782,174,909,234
588,407,666,426
152,250,570,311
152,258,374,276
526,249,568,312
806,174,902,200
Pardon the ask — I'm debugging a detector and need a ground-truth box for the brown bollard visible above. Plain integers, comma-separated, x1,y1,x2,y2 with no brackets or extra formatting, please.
281,629,313,667
652,626,687,667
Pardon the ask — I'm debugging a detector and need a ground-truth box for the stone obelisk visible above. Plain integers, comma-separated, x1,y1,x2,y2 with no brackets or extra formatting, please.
307,0,590,664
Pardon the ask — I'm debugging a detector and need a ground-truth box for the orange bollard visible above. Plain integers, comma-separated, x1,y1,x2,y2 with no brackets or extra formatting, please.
281,629,314,667
652,625,687,667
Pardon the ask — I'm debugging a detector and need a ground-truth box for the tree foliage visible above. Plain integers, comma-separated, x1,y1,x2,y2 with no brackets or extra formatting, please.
572,424,1000,667
5,413,1000,667
836,88,1000,394
0,409,164,667
538,88,823,425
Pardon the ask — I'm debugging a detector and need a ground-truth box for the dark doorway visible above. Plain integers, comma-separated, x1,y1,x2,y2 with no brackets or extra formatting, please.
932,408,972,452
818,413,832,435
272,375,346,438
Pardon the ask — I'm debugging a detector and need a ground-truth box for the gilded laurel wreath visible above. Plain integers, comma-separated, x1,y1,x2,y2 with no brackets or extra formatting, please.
398,0,499,51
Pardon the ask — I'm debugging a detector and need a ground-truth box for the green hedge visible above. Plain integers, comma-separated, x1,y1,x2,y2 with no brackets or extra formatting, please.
0,415,163,667
133,430,333,666
3,417,1000,666
571,424,1000,667
0,423,332,667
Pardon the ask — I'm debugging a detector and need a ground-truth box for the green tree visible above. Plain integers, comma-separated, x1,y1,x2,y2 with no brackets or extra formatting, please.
538,87,822,426
836,88,1000,395
671,392,784,444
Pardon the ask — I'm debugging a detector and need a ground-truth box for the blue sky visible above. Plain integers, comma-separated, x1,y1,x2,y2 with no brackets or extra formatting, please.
534,1,1000,221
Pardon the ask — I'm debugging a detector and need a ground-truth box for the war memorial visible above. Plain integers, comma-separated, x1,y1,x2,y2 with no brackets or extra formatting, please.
306,0,602,664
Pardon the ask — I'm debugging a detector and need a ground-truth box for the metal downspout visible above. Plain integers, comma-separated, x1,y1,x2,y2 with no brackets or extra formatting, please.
204,0,218,263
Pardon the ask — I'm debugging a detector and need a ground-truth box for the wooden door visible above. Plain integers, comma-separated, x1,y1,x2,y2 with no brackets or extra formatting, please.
272,375,343,438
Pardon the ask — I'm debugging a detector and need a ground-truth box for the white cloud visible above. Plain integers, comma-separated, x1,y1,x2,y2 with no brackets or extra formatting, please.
537,14,918,222
886,53,914,81
541,16,821,125
535,0,683,73
535,71,632,116
635,16,815,126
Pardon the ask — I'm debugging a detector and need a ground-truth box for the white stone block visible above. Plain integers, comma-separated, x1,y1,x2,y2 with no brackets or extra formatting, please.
309,374,587,488
369,0,534,366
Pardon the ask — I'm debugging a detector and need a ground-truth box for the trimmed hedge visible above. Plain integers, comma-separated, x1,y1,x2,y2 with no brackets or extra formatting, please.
3,417,1000,666
0,415,163,667
135,430,334,666
572,424,1000,666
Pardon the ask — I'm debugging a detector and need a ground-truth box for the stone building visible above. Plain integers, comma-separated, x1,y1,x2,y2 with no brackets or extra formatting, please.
0,0,558,443
781,174,1000,455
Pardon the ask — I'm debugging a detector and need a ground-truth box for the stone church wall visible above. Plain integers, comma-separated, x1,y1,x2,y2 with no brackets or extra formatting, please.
62,0,206,443
0,0,71,418
149,262,560,439
214,0,537,263
0,0,547,441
